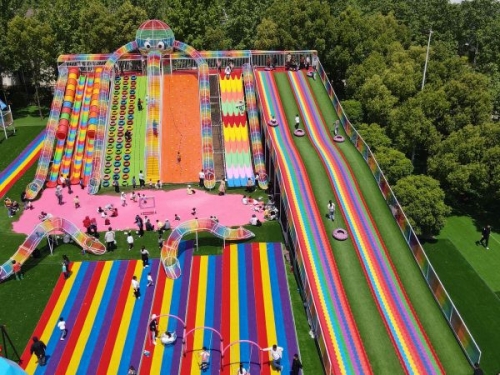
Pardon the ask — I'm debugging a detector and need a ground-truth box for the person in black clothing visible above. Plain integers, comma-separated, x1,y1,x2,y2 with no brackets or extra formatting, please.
473,362,484,375
476,225,492,249
138,98,143,111
291,353,303,375
30,336,47,366
149,314,159,344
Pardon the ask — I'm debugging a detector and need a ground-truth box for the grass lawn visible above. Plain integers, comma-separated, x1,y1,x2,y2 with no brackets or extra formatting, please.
311,81,471,373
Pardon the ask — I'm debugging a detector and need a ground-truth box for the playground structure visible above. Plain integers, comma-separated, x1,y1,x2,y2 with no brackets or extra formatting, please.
0,217,105,282
160,218,254,279
10,19,482,374
0,98,15,139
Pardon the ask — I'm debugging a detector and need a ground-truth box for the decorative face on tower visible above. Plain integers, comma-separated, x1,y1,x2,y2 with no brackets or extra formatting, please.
136,20,175,55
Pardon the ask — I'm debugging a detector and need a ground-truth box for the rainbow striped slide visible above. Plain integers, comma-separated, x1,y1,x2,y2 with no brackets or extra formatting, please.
145,51,162,183
25,67,69,199
219,71,253,187
287,70,445,374
59,75,86,179
255,70,372,375
46,68,80,188
0,217,105,282
242,64,268,190
70,71,94,184
0,131,44,199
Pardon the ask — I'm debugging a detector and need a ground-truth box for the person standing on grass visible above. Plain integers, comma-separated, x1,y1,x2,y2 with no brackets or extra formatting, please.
131,275,140,300
327,200,335,221
141,246,150,268
127,232,134,250
477,225,492,249
132,176,137,189
291,353,303,375
57,317,68,341
473,362,484,375
12,260,23,280
294,114,300,130
30,336,47,366
105,227,116,252
62,261,69,279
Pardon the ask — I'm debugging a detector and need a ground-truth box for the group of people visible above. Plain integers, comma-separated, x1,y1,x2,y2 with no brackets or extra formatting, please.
4,197,21,217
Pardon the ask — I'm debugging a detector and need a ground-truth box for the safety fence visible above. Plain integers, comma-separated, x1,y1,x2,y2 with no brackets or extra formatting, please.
316,61,481,366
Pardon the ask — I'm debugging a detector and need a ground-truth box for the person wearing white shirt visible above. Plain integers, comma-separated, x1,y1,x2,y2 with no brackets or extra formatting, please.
198,170,205,187
127,232,134,250
57,317,68,341
236,363,248,374
104,227,116,252
294,114,300,130
327,200,335,221
200,347,210,370
262,344,283,371
250,214,262,227
131,275,140,300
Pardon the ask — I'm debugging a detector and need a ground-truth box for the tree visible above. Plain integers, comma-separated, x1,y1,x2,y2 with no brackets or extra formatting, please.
4,15,56,118
356,74,398,125
393,175,451,237
254,18,280,50
374,146,414,185
341,100,363,124
355,123,392,152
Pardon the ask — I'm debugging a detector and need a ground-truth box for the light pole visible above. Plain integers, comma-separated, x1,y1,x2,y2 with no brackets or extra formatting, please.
421,29,433,91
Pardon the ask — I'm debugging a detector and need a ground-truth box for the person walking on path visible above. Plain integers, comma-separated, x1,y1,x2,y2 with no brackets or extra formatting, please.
262,344,284,371
147,272,154,287
291,353,303,375
65,176,72,194
105,227,116,252
149,314,159,344
138,171,145,188
57,317,68,340
327,200,335,221
476,225,492,249
141,246,150,268
131,275,141,300
55,185,63,205
12,260,23,280
30,336,47,366
120,192,127,207
199,169,205,187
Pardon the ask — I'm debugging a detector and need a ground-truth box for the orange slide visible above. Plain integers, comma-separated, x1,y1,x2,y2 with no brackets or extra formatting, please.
161,73,202,183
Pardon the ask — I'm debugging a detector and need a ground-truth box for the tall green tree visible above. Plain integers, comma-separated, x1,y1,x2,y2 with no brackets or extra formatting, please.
4,15,56,118
393,175,451,237
355,123,392,152
375,146,414,185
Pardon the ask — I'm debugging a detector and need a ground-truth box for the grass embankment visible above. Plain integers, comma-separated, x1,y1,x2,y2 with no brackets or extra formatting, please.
307,77,471,373
423,216,500,374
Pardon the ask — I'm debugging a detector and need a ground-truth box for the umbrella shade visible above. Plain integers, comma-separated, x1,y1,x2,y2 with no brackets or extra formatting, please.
0,357,28,375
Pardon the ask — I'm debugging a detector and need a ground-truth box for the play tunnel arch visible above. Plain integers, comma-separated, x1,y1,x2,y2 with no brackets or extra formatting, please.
160,218,254,279
0,217,105,282
221,340,263,373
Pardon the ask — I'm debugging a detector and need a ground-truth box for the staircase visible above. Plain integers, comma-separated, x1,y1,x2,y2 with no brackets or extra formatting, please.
209,74,225,180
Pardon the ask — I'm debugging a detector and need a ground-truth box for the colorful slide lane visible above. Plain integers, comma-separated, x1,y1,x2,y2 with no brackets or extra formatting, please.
20,242,298,374
145,51,162,183
0,217,105,282
25,67,69,199
160,73,202,183
59,75,86,179
219,71,253,187
0,131,44,199
127,75,147,187
69,71,95,185
287,70,445,374
242,63,268,190
255,70,372,375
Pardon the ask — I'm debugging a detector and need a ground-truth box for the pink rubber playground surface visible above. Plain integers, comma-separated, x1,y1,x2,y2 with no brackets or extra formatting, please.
12,187,266,235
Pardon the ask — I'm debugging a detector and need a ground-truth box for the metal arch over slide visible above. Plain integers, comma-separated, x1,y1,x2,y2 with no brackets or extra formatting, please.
160,218,254,279
221,340,263,372
0,217,106,282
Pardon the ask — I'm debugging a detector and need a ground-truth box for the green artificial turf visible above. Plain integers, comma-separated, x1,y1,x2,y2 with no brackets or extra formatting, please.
11,105,50,128
130,76,148,182
424,238,500,375
274,73,402,373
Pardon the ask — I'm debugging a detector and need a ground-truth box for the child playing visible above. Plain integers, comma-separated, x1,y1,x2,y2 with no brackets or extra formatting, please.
147,272,154,287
